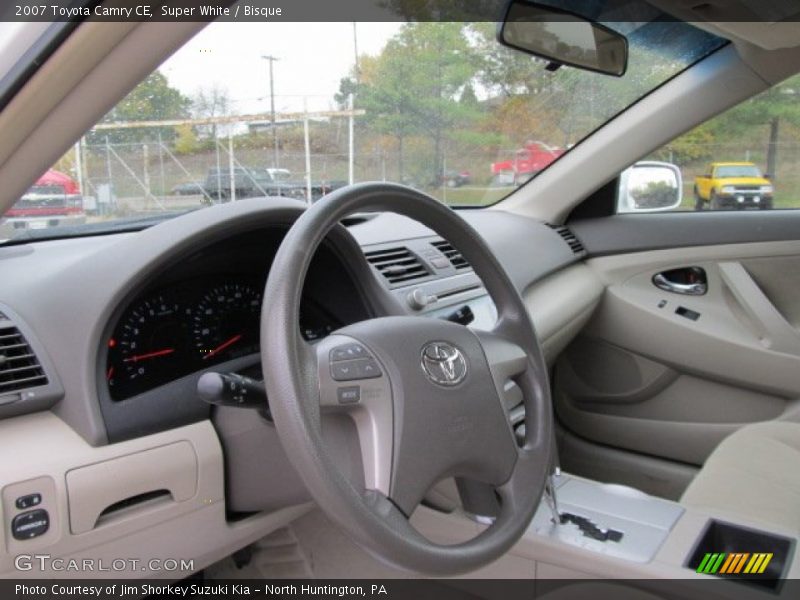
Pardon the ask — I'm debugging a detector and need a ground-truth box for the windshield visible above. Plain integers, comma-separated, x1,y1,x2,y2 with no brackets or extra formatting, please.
0,5,725,243
716,165,763,178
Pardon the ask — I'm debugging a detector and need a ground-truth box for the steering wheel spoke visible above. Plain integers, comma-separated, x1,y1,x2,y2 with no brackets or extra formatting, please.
314,334,394,495
473,329,528,410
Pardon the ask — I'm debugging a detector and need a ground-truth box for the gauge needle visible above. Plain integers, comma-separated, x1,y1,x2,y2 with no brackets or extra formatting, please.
123,348,175,363
204,334,242,360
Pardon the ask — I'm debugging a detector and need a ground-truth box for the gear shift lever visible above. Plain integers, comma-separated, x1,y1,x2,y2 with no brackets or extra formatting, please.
544,466,562,525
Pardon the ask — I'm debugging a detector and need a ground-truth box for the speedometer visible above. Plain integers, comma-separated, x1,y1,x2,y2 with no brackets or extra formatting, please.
106,294,189,400
192,282,262,363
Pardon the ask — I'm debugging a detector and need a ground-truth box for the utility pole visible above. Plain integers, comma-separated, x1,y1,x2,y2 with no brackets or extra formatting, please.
303,97,312,205
73,139,84,198
261,55,280,168
353,22,359,74
349,23,359,186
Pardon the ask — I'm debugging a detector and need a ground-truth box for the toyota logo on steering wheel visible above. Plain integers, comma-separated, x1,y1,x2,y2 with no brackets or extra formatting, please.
420,342,468,386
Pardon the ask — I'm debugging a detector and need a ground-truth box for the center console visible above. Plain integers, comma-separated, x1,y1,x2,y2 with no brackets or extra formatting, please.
514,472,798,591
529,472,684,564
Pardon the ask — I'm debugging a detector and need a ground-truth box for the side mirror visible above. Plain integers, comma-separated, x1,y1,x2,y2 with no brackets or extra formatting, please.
497,0,628,77
618,161,683,213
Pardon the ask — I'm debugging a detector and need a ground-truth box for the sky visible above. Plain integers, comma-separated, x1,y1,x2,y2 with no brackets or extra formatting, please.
160,22,403,116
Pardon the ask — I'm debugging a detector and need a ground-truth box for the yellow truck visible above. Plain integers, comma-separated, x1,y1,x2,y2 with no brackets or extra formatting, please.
694,161,773,210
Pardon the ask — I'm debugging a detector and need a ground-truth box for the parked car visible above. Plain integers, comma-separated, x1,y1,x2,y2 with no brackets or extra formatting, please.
491,140,564,185
439,170,471,188
694,161,774,210
203,167,343,202
203,166,298,200
0,169,84,236
170,181,205,196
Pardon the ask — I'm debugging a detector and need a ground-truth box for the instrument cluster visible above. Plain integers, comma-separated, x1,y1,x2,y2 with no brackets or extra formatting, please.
105,277,338,401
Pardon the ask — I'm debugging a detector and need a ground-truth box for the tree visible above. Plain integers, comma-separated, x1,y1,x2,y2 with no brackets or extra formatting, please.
656,123,716,166
89,71,191,145
334,75,359,110
192,85,231,140
460,82,478,106
712,74,800,180
354,23,479,181
400,23,478,181
173,124,200,155
352,41,421,179
469,22,554,99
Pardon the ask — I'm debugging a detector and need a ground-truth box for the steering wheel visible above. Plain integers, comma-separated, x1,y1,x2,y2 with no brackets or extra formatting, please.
261,183,553,575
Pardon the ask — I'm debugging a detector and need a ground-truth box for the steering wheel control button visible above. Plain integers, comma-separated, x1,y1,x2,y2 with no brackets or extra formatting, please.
331,362,358,381
337,386,361,404
421,342,468,386
330,343,367,362
331,358,382,381
356,358,381,379
11,509,49,540
15,493,42,510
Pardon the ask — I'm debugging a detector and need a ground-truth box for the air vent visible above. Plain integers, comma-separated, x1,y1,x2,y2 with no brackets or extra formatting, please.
548,224,585,255
431,240,470,270
364,246,430,285
0,324,48,394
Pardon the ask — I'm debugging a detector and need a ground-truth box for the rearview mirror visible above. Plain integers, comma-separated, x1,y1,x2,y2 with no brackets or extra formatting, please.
498,0,628,77
618,161,683,213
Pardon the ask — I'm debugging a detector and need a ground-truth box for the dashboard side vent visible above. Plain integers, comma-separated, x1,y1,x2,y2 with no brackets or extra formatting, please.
0,324,48,394
431,240,471,270
548,224,586,255
364,246,430,285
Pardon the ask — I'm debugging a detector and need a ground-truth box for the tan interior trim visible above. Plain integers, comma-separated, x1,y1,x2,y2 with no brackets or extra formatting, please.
523,263,604,365
0,412,311,577
586,240,800,286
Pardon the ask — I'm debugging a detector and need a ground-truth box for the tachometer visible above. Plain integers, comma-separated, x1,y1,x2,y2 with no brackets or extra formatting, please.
107,294,189,399
192,282,262,362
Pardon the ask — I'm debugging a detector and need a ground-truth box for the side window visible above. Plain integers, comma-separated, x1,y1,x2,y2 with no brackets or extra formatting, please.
618,73,800,213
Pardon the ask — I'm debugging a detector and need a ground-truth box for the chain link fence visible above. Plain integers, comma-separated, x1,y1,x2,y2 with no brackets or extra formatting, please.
79,140,400,216
70,137,800,215
75,136,528,216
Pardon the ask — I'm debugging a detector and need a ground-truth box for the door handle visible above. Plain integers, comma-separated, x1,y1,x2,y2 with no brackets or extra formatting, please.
652,267,707,296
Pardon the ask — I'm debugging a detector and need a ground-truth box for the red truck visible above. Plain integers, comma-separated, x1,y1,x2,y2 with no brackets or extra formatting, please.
1,169,85,236
491,140,564,185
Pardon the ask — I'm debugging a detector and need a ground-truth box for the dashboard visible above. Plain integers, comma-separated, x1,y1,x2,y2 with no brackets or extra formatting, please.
0,200,582,445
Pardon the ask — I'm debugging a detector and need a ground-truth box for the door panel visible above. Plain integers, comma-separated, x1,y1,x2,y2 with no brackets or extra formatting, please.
555,236,800,498
569,212,800,256
743,256,800,329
